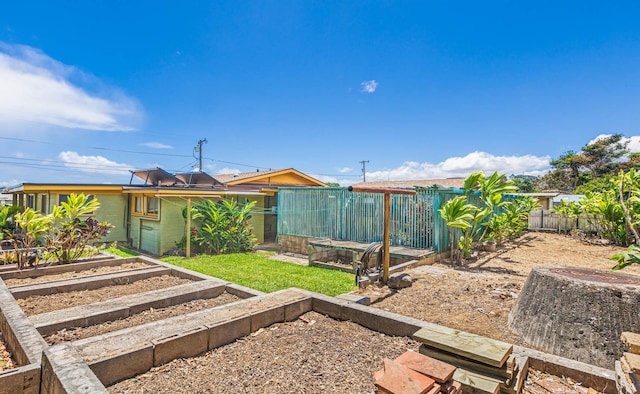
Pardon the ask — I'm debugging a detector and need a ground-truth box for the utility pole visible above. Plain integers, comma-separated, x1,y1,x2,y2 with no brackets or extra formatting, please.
195,138,207,172
360,160,369,182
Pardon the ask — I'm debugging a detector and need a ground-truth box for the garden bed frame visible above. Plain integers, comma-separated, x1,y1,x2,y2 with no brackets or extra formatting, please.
0,255,621,393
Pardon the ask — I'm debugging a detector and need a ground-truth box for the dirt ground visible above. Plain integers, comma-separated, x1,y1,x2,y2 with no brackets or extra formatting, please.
17,275,193,315
45,292,241,345
108,311,421,394
3,262,151,286
363,231,640,348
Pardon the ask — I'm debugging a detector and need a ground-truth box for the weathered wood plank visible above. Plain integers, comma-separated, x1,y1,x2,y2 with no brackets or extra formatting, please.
413,326,513,367
624,353,640,375
419,345,514,381
500,356,528,394
622,332,640,355
453,368,501,394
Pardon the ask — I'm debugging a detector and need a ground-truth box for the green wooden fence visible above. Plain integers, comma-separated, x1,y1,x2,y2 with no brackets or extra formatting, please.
277,187,467,252
277,187,522,253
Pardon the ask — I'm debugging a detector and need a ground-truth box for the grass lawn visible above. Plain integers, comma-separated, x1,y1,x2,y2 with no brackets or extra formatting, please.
103,245,140,258
161,252,356,296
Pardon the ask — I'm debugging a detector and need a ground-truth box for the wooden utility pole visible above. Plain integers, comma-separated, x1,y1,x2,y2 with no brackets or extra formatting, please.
348,186,416,284
195,138,208,172
359,160,369,182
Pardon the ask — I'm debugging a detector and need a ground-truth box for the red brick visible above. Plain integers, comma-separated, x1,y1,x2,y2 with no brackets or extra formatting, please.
375,358,435,394
425,383,441,394
395,350,456,383
441,380,462,394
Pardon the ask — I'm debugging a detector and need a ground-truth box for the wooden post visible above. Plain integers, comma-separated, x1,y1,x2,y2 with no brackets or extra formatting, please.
347,186,415,285
186,197,191,258
383,192,391,283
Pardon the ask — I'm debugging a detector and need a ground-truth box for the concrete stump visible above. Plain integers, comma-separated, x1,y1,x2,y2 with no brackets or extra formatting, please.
508,265,640,369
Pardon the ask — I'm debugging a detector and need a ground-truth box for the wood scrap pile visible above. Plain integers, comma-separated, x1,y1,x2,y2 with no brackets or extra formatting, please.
374,350,461,394
412,324,529,394
616,331,640,394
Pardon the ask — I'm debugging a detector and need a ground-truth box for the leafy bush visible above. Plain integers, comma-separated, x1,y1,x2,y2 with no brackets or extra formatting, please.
190,198,257,254
47,193,113,264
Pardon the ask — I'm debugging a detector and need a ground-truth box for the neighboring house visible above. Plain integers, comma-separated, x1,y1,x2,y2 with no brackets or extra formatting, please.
350,178,466,189
3,168,326,255
553,194,585,206
513,192,559,210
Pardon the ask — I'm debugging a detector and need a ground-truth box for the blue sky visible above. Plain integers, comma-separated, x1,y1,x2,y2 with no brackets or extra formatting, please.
1,1,640,187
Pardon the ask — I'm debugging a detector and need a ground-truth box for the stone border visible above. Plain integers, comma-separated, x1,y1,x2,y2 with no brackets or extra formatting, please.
0,280,47,393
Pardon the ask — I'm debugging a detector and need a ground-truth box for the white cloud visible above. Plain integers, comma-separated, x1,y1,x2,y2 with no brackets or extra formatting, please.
214,167,241,175
587,134,640,151
337,167,352,173
58,151,133,175
0,179,19,189
367,151,551,182
140,142,173,149
0,42,142,132
360,80,378,93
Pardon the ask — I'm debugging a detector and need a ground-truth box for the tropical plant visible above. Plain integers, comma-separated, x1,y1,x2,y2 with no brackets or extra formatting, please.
610,244,640,270
190,198,257,254
10,208,52,269
438,195,476,262
47,193,113,264
0,205,20,239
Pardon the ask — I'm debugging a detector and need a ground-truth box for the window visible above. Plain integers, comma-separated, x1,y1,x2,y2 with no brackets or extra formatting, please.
134,196,143,213
58,194,69,204
27,194,35,209
132,195,159,218
41,195,48,214
146,197,159,215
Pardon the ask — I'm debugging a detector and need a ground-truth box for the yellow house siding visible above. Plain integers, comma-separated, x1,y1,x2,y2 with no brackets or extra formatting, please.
93,194,128,243
248,196,265,244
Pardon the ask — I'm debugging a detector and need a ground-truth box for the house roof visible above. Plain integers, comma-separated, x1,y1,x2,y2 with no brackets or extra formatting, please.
216,168,327,187
351,178,466,189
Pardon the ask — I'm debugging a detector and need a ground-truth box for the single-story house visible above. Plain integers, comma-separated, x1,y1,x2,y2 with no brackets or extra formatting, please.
2,168,326,255
512,192,559,210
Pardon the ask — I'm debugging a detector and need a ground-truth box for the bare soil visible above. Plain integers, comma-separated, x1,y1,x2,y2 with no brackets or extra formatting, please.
0,331,17,372
45,292,241,345
3,262,151,287
108,311,421,394
17,275,193,315
364,231,640,347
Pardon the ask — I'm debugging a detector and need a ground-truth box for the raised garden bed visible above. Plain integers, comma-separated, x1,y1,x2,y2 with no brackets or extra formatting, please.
46,292,241,344
107,311,421,393
17,275,194,315
2,262,151,286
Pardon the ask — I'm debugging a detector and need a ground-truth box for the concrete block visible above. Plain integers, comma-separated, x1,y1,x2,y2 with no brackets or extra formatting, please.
42,343,107,394
0,282,48,365
514,345,617,394
89,342,154,387
10,266,171,299
311,293,350,320
250,304,285,332
342,302,425,337
207,315,251,349
225,283,265,298
35,306,129,337
0,363,41,394
283,297,313,321
152,326,209,366
336,293,371,305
